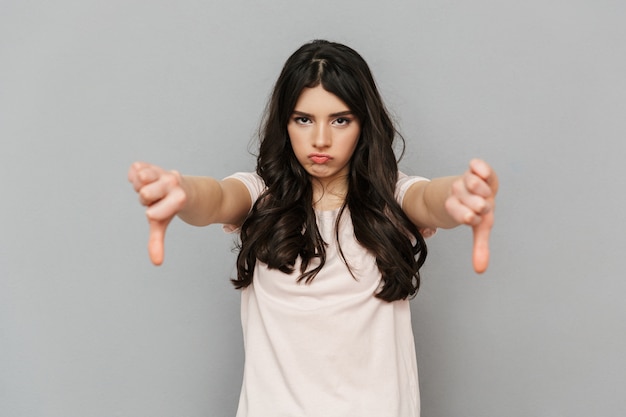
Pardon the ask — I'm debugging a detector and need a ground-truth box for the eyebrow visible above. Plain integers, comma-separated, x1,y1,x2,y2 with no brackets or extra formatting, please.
292,110,354,118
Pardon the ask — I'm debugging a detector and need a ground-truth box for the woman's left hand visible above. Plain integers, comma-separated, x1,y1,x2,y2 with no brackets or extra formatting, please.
445,159,499,273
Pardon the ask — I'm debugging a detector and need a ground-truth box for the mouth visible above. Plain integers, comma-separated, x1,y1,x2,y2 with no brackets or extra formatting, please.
309,153,332,164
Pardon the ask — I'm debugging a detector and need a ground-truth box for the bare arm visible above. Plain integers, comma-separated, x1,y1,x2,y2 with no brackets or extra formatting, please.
176,176,251,227
402,176,461,229
128,162,251,265
402,159,499,273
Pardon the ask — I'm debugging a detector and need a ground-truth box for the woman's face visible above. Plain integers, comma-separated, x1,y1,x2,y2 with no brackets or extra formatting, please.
287,85,361,188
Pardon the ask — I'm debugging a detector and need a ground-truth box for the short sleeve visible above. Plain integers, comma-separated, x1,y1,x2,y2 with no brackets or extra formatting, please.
221,172,266,233
395,172,437,238
395,171,429,205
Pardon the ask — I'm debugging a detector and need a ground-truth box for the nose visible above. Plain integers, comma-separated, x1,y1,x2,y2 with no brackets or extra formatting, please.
313,124,331,149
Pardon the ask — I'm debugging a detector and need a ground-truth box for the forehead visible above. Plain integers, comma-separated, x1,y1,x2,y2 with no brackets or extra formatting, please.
293,85,351,113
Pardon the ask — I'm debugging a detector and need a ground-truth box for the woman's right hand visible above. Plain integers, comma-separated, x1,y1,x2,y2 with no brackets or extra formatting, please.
128,162,188,265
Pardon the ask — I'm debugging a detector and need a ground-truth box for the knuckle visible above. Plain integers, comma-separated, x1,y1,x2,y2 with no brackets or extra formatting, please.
472,197,486,212
138,188,150,204
137,168,151,182
444,197,456,213
164,172,180,188
482,200,494,214
172,189,187,210
178,191,187,207
466,176,481,193
451,179,465,195
145,209,157,221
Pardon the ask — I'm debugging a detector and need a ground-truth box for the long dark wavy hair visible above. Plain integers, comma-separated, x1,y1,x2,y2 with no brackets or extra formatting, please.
233,40,427,301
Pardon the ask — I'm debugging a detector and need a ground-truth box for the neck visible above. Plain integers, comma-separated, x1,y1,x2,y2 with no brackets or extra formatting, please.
312,176,348,211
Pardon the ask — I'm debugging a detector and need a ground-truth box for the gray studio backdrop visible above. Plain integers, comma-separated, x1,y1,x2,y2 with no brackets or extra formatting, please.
1,1,625,416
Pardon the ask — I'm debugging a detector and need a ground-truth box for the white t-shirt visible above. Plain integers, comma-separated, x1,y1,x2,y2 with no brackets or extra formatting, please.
226,172,431,417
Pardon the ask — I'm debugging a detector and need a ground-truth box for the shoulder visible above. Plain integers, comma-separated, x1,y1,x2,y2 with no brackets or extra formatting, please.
396,172,436,238
395,171,429,205
224,172,266,202
221,172,265,234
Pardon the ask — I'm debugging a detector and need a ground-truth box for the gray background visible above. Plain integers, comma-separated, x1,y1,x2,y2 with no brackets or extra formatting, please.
1,0,625,416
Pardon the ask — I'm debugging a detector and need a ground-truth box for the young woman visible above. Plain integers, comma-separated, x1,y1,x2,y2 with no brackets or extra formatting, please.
128,40,498,417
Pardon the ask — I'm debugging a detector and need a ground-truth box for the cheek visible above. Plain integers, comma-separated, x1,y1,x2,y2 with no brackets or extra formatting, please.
287,133,306,161
286,126,301,146
348,131,361,153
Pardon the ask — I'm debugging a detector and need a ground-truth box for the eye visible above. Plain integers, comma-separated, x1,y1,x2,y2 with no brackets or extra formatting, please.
294,116,312,125
333,117,351,126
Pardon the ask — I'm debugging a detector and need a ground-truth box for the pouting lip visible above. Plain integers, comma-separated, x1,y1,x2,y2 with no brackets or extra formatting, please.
308,153,333,159
309,153,332,164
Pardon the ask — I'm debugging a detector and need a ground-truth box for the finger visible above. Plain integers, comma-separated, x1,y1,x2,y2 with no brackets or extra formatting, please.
472,210,494,273
128,162,151,187
145,186,187,221
137,175,172,206
469,159,490,180
445,196,481,226
470,159,499,195
128,162,146,183
147,219,168,266
451,174,491,214
455,190,492,218
128,163,162,192
463,172,493,199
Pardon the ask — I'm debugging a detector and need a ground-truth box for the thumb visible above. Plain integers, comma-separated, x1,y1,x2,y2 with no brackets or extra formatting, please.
147,219,168,266
472,211,493,274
